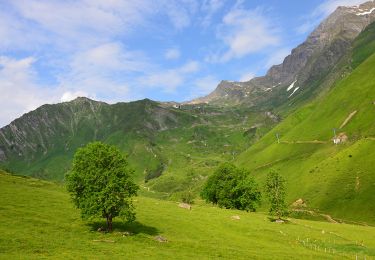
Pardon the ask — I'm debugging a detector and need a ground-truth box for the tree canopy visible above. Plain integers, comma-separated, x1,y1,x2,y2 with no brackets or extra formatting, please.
201,163,261,212
265,170,288,219
66,142,138,231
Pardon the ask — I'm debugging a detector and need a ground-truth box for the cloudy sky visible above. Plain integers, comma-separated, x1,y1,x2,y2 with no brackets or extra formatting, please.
0,0,367,126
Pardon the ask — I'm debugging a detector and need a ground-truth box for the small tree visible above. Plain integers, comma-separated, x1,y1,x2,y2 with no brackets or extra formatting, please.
66,142,138,231
180,190,195,204
265,170,288,219
201,163,261,212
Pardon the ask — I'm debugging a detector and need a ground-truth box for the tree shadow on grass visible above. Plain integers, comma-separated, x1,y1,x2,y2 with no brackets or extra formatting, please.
88,220,159,236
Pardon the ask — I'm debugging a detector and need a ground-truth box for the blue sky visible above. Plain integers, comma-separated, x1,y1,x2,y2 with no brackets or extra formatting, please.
0,0,367,126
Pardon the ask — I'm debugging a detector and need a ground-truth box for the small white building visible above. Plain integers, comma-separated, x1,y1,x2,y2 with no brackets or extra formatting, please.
333,133,348,144
333,138,341,144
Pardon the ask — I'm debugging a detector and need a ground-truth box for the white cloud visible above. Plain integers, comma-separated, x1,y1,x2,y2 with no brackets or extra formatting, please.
14,0,160,47
200,0,226,27
163,1,196,29
139,61,200,93
60,91,91,102
208,5,280,63
2,0,202,51
179,61,200,73
69,42,148,74
194,75,220,95
0,8,48,51
239,71,255,82
265,48,291,68
0,56,60,127
57,42,147,103
165,48,181,60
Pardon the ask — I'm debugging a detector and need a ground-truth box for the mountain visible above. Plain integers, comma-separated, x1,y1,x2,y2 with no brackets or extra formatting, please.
235,20,375,225
0,96,276,192
0,98,196,179
189,1,375,108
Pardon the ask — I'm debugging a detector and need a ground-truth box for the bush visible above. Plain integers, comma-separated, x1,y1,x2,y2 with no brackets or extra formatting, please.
201,163,261,212
180,190,195,204
145,163,164,183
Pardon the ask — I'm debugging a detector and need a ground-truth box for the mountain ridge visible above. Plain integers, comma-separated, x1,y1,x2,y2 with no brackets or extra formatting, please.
188,0,375,107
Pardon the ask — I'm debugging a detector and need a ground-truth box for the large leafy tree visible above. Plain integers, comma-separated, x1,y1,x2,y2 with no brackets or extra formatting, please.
265,170,288,219
66,142,138,231
201,163,261,212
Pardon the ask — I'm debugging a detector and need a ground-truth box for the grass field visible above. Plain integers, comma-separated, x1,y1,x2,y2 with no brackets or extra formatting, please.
1,171,374,259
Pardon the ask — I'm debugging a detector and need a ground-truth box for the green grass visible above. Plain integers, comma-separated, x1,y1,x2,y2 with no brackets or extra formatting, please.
1,171,375,259
236,48,375,224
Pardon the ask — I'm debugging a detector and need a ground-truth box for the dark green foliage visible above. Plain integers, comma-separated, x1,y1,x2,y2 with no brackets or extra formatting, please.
144,163,165,183
180,190,195,204
66,142,138,231
352,21,375,69
265,170,288,219
201,163,261,212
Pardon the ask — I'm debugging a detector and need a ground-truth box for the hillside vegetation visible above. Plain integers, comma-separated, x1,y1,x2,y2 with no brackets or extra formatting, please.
1,171,375,259
236,30,375,225
0,99,277,197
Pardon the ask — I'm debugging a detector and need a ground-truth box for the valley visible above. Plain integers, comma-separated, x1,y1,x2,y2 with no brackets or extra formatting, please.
0,1,375,259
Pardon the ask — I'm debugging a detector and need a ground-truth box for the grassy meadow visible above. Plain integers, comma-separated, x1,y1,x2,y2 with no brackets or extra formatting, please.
1,171,375,259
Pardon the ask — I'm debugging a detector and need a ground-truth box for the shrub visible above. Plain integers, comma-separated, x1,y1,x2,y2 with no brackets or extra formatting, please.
201,163,261,212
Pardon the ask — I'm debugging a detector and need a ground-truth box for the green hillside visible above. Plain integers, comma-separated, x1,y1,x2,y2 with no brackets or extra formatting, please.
0,99,277,198
1,171,375,259
236,31,375,225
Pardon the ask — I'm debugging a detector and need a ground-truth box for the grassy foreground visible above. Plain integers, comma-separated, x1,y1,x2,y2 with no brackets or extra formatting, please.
1,172,375,259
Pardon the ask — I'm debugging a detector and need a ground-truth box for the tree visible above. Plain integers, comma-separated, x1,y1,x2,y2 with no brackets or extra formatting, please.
265,170,288,219
66,142,138,231
201,163,261,212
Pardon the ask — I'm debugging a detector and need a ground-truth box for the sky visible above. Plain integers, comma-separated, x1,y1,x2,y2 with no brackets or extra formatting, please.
0,0,368,127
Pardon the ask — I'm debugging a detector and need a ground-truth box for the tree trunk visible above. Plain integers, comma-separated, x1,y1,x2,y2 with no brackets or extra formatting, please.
106,215,113,232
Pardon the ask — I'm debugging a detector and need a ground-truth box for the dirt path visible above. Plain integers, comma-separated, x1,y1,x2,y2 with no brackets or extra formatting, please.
292,209,338,223
280,140,327,144
340,110,357,129
320,213,338,224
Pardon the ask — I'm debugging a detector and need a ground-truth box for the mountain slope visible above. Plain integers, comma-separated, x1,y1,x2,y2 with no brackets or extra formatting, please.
190,1,375,109
0,97,277,192
0,98,196,180
235,24,375,224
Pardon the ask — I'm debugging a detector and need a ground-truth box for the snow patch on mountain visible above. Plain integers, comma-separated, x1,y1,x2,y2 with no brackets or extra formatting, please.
356,7,375,15
288,87,300,98
287,80,297,92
